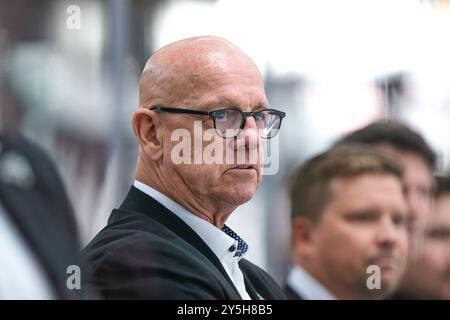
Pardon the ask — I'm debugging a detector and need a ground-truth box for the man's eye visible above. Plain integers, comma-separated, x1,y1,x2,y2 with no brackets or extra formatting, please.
392,214,406,227
419,188,431,200
427,229,450,241
347,212,376,222
254,113,263,121
355,214,373,221
215,111,227,120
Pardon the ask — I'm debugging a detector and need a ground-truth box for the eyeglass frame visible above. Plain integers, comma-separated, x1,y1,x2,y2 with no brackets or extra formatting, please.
149,105,286,139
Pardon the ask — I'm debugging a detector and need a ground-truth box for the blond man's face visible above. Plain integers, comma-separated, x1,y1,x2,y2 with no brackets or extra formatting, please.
308,173,409,299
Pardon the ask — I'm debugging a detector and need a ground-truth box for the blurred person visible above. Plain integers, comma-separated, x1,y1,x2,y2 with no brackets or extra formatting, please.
393,175,450,299
0,132,84,299
0,84,25,135
83,36,287,299
285,146,409,299
335,121,436,298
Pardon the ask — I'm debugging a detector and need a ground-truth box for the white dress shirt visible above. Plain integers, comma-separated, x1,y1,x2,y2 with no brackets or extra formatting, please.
0,203,55,299
134,180,252,300
286,265,336,300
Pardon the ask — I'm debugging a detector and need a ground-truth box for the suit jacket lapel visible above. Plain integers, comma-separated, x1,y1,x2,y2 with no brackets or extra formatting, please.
114,186,242,299
284,284,303,300
241,269,262,300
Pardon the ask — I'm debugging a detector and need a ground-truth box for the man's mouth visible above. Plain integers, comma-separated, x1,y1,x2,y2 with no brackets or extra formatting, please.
234,165,255,169
369,255,397,270
226,164,258,172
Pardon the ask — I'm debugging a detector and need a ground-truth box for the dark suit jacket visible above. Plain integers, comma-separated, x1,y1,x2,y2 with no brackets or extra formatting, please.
0,133,84,299
386,292,412,300
284,284,304,300
83,186,286,300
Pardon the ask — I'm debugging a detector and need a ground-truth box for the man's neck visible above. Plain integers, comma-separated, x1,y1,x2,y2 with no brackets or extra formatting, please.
135,169,234,228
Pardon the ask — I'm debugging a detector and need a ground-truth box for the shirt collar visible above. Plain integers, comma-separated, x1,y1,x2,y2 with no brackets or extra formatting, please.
287,265,336,300
133,180,248,261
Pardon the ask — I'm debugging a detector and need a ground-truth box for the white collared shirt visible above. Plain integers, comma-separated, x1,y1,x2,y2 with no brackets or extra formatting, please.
134,180,252,300
286,265,336,300
0,203,55,299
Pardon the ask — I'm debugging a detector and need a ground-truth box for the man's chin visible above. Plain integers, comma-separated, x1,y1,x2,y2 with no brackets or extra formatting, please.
380,277,399,293
225,185,258,206
378,270,403,296
362,278,398,299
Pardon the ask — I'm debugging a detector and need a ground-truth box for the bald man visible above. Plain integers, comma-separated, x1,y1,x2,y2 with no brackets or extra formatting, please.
83,36,286,299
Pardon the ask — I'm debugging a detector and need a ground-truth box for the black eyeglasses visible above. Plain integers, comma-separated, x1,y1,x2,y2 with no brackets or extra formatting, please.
150,105,286,139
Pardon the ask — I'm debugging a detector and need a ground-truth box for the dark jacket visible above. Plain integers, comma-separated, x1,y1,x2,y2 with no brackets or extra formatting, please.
0,133,84,299
284,284,304,300
83,186,286,300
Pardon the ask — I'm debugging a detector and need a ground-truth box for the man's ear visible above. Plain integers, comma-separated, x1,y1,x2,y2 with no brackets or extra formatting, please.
292,217,316,261
132,108,163,161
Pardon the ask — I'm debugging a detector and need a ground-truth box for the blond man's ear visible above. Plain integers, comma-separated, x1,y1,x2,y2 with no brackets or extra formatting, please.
292,216,317,263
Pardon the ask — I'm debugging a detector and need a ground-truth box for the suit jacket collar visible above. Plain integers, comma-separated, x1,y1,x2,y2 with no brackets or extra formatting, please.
112,186,243,298
284,284,303,300
286,265,336,300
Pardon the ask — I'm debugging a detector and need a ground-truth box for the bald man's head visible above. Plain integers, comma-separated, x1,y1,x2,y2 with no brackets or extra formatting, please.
132,36,271,224
138,36,264,108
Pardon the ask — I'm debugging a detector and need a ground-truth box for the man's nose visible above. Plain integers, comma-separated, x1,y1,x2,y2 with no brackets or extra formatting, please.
406,191,419,225
376,216,400,248
234,116,260,151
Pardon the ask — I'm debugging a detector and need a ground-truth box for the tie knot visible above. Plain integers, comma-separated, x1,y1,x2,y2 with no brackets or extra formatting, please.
221,225,248,257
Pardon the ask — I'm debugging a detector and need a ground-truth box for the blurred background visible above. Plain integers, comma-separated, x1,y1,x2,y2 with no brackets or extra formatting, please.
1,0,449,284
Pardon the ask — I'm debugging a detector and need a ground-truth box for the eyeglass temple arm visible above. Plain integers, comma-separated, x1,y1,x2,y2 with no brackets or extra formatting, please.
150,105,210,115
242,109,286,118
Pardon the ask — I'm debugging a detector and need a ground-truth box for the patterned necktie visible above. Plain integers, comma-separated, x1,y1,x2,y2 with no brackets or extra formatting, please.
221,224,248,257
